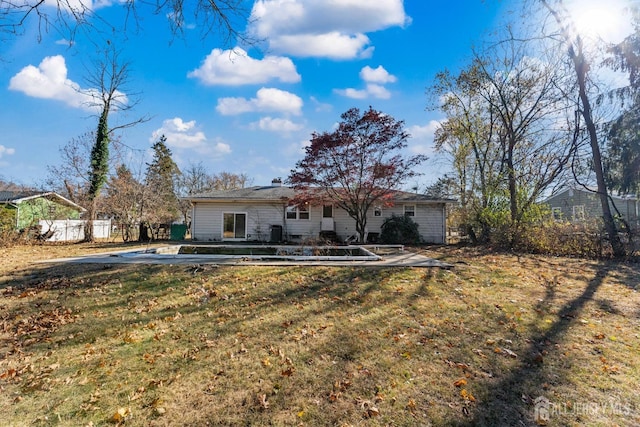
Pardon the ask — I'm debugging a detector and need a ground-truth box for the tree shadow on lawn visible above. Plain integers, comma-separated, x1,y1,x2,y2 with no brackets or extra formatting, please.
4,255,637,425
457,263,626,426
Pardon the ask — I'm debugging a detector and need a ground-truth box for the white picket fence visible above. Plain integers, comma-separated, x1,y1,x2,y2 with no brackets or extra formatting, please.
38,219,112,242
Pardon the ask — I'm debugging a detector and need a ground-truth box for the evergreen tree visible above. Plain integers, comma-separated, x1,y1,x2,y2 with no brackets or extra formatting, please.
140,136,181,240
606,108,640,196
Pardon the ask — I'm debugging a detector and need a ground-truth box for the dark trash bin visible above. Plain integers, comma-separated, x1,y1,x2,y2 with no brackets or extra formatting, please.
270,225,283,243
170,224,188,240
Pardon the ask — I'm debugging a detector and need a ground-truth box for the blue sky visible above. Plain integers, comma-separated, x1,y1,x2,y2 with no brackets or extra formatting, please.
0,0,632,190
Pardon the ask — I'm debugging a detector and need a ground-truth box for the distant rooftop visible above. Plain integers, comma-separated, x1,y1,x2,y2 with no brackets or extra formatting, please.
186,185,455,203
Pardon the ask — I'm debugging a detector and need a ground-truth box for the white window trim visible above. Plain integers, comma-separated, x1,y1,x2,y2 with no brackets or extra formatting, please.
551,207,562,221
286,205,310,221
404,204,416,217
572,205,585,221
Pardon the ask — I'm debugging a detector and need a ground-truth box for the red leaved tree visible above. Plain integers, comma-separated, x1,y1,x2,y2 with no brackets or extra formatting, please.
287,107,427,243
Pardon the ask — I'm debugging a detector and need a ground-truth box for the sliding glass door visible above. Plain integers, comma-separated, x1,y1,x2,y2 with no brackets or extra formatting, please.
223,213,247,239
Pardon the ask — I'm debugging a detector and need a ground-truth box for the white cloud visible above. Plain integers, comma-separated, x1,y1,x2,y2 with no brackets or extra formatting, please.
335,65,396,99
360,65,397,84
188,47,301,86
0,145,16,159
8,55,90,109
216,88,303,115
282,139,310,157
249,0,409,59
310,96,332,113
364,83,391,99
8,55,128,111
335,87,368,99
271,32,374,60
43,0,114,11
151,117,207,149
407,120,441,155
151,117,232,158
253,117,304,132
408,121,441,140
211,141,232,155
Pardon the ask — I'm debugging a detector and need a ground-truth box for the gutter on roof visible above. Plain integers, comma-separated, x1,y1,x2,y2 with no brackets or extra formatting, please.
184,198,289,204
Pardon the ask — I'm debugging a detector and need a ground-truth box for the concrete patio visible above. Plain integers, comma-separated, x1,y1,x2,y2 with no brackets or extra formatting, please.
40,245,453,268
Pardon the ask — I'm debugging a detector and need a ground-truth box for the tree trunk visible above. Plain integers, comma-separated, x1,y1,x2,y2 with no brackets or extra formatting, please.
572,49,625,257
138,222,151,242
83,198,96,242
356,217,367,243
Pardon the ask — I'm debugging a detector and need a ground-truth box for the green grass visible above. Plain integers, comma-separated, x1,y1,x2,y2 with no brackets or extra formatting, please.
0,244,639,426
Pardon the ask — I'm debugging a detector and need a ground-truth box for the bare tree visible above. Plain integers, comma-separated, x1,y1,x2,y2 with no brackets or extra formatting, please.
211,171,252,191
46,131,125,206
103,164,144,242
83,47,148,242
0,0,252,45
430,65,503,243
472,35,576,236
429,28,578,246
539,0,626,257
176,163,252,231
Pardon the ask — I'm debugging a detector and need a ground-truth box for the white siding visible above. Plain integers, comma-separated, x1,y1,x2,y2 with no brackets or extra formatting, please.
284,205,321,241
329,202,446,244
192,200,447,243
415,204,446,243
191,202,285,241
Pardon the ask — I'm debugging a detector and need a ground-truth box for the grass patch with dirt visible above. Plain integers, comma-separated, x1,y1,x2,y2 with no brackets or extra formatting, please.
0,243,639,426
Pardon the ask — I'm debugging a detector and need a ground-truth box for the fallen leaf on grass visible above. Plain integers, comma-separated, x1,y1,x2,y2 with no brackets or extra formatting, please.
258,394,269,410
494,347,518,358
460,389,476,402
356,398,380,417
0,368,17,379
110,407,131,423
367,406,380,417
281,367,295,377
454,378,467,387
123,332,141,343
473,348,487,358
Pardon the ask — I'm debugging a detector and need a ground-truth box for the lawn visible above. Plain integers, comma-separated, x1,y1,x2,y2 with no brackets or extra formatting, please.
1,243,639,426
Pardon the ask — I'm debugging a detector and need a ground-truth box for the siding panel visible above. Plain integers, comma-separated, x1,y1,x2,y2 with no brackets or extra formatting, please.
192,202,285,241
192,200,447,243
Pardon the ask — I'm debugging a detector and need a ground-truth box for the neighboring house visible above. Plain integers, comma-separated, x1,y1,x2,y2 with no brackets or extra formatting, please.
0,191,86,231
0,190,112,241
545,188,639,229
185,181,454,244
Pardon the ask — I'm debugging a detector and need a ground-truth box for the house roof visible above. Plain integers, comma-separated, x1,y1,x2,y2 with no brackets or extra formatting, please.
545,187,638,202
185,186,455,203
187,186,295,201
0,190,42,202
0,191,86,211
